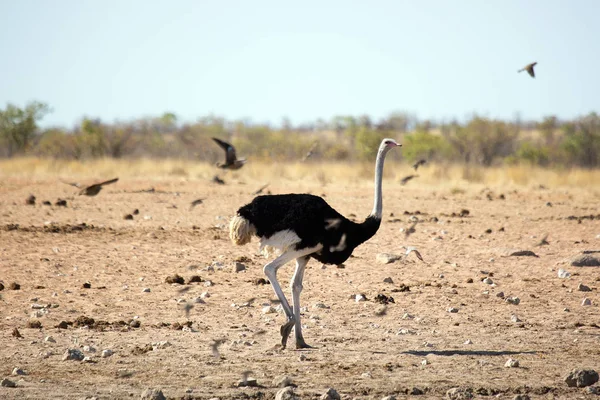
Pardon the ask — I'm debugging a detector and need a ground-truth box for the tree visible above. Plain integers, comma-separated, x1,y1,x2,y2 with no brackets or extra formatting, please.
0,101,50,156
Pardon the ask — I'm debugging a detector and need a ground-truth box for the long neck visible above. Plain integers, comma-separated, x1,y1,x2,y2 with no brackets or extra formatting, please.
369,148,388,219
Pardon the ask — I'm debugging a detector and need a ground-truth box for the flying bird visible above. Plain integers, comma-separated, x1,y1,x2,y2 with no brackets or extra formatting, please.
412,159,427,170
212,137,246,170
400,175,418,185
190,199,204,210
62,178,119,196
518,62,537,78
229,138,401,349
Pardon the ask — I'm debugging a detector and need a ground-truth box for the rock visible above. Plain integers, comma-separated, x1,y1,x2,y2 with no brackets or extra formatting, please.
275,386,300,400
320,388,341,400
200,291,210,299
466,278,474,283
585,386,600,395
151,341,172,350
447,307,459,313
165,274,184,284
63,348,84,361
511,315,521,323
482,277,493,285
410,387,424,395
571,254,600,267
273,375,296,388
141,388,166,400
44,336,56,343
512,395,531,400
355,294,367,302
496,291,505,298
12,367,26,376
262,306,276,314
27,320,43,329
446,387,473,399
582,298,592,306
9,282,20,290
383,277,394,283
505,296,520,305
382,396,397,400
578,283,592,292
313,302,330,309
101,349,114,358
505,358,519,368
233,262,246,272
142,288,151,293
1,378,16,388
558,268,571,278
83,345,96,353
564,369,599,387
376,253,401,264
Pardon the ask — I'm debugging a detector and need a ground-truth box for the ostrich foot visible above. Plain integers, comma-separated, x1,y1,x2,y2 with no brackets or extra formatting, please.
295,338,313,349
280,319,295,349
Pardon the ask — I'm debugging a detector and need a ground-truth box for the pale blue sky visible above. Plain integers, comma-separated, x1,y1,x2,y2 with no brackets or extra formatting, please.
1,0,598,128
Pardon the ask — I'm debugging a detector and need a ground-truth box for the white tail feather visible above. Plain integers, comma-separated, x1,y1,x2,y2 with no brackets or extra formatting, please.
229,215,256,245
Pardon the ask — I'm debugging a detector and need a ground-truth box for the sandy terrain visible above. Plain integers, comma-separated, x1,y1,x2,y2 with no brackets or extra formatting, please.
1,176,599,399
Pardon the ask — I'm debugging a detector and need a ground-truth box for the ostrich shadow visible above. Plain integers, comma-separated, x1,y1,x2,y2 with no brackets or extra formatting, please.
400,349,538,357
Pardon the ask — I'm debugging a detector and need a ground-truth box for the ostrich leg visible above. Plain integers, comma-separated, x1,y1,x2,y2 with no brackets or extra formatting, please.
263,245,322,349
291,256,311,349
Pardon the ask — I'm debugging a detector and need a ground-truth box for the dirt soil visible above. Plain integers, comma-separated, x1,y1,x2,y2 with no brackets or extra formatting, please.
1,177,599,399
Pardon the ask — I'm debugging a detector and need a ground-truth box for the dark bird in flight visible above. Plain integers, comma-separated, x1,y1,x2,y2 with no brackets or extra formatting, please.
212,137,246,170
518,62,537,78
190,199,204,210
400,174,418,185
412,159,427,170
62,178,119,196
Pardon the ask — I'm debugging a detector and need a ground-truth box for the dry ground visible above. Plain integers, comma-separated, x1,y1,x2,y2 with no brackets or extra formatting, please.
1,172,599,400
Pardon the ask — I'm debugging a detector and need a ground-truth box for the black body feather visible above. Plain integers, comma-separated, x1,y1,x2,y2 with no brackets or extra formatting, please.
236,193,381,265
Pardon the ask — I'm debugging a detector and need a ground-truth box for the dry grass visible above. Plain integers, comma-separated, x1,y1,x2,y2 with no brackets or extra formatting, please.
1,157,600,189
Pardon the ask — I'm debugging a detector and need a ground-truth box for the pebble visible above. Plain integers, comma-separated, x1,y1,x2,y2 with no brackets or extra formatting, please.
482,277,493,285
446,387,472,399
273,375,295,388
463,339,472,345
505,296,520,305
262,306,276,314
1,378,16,387
383,277,394,283
578,283,592,292
320,388,341,400
355,294,367,302
447,307,459,313
62,348,84,361
505,358,519,368
275,386,300,400
152,341,172,350
511,315,521,323
313,302,329,309
496,291,505,298
582,298,592,306
101,349,114,358
141,288,151,293
141,388,166,400
12,368,26,376
558,268,571,278
204,280,214,287
45,336,56,343
82,345,96,353
376,253,401,264
298,354,307,361
200,291,210,299
233,262,246,273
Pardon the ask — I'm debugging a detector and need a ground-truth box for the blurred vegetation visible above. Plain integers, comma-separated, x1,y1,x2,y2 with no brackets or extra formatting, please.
1,101,600,169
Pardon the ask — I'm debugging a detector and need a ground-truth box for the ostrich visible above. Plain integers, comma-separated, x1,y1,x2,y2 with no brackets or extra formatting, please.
229,138,401,349
518,62,537,78
212,137,246,170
